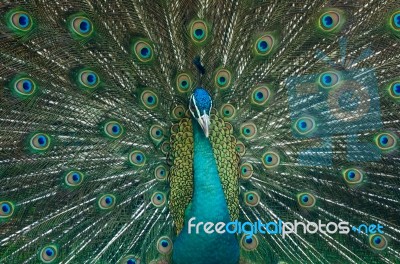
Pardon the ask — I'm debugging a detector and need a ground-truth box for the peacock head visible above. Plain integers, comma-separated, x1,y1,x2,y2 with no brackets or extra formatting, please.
189,87,212,137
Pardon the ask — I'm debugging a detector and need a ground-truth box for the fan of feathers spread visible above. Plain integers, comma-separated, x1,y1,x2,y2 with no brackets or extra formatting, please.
0,0,400,263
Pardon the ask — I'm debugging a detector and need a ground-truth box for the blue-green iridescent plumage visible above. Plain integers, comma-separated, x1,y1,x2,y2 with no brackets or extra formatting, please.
0,1,400,264
173,120,239,264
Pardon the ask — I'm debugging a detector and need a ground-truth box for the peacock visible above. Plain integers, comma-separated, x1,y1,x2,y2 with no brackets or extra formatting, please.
1,0,400,263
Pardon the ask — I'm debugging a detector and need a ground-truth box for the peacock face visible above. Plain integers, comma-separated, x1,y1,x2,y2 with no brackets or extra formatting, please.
189,88,212,137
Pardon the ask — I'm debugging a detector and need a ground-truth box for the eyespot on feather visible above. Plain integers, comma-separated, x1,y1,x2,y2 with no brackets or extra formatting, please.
150,125,165,144
65,170,84,187
129,150,146,167
318,9,345,33
374,132,397,151
189,20,209,44
294,117,316,135
119,255,141,264
369,234,388,250
78,70,100,89
98,194,116,209
214,68,232,90
254,34,274,56
318,71,340,88
151,192,166,207
176,73,193,93
7,10,33,32
262,151,280,168
219,104,236,120
342,168,363,185
39,244,58,263
12,77,37,97
154,165,168,181
389,11,400,32
388,81,400,99
104,121,124,139
132,39,155,63
30,133,51,152
244,191,260,207
240,123,257,139
297,192,316,208
156,236,173,254
171,105,186,120
236,141,246,156
251,86,271,107
240,234,259,251
240,163,253,179
69,15,94,38
0,201,15,218
141,90,159,109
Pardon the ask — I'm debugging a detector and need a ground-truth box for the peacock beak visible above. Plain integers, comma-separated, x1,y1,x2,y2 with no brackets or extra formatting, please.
197,114,210,138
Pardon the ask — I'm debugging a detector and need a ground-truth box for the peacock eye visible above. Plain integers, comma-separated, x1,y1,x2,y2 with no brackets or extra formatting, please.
30,133,51,151
104,121,123,138
319,71,340,88
240,163,253,180
251,86,271,106
375,132,397,151
389,82,400,99
176,73,192,93
154,165,168,181
343,168,363,185
220,104,236,120
120,255,140,264
98,194,116,209
171,105,186,119
297,193,316,208
190,20,209,43
9,11,33,32
151,192,166,207
65,171,84,187
14,77,37,96
0,201,14,218
71,16,93,37
391,11,400,30
129,150,146,167
39,245,58,263
133,40,154,62
157,236,173,254
319,11,341,31
236,141,246,156
79,70,100,89
161,141,170,154
149,125,164,143
254,34,274,56
244,191,260,207
369,234,387,250
214,68,232,90
262,151,280,168
141,90,159,109
240,123,257,139
240,235,258,251
294,117,316,135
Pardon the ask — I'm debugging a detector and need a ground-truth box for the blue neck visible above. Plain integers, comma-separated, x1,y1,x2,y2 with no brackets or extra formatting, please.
190,119,231,221
172,119,239,264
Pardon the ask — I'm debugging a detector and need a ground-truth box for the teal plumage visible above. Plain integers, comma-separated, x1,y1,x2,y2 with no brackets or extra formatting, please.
173,120,239,264
0,1,399,264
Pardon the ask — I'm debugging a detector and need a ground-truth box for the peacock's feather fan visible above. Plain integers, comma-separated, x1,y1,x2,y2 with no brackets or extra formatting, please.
0,0,399,263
